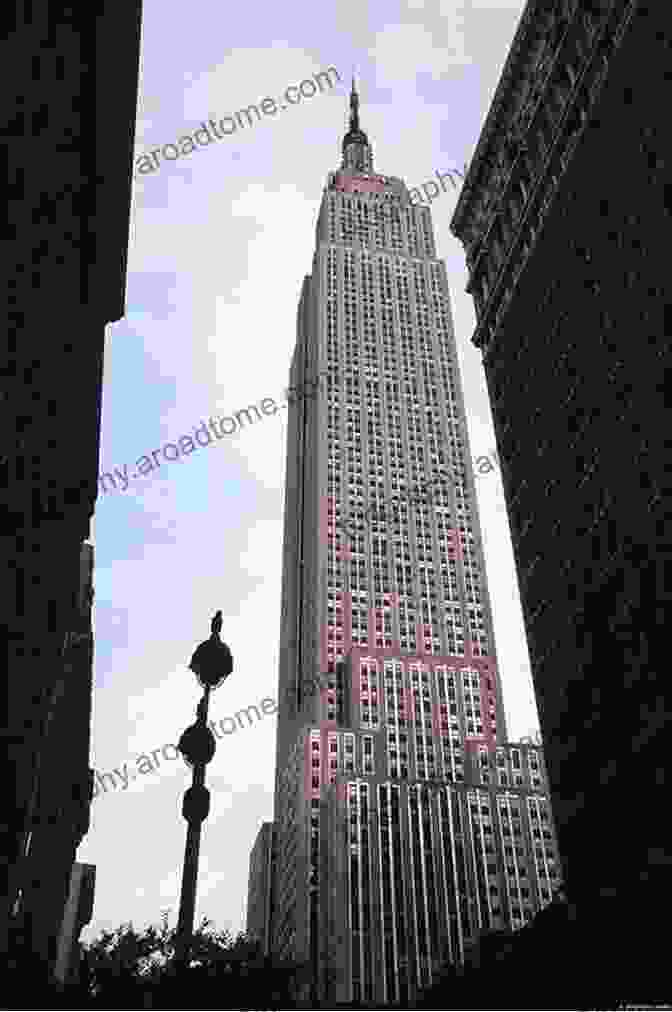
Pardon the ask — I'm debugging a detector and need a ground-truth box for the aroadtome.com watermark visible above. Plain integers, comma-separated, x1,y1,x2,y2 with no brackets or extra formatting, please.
135,67,341,176
98,370,327,497
92,696,277,798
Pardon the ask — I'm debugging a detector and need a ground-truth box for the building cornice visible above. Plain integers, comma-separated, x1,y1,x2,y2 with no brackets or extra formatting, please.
451,0,544,232
449,0,636,354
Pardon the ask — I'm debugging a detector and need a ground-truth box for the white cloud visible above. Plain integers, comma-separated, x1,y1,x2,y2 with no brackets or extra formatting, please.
371,20,469,82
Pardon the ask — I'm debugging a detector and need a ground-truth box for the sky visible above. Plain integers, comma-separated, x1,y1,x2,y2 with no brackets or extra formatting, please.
79,0,536,946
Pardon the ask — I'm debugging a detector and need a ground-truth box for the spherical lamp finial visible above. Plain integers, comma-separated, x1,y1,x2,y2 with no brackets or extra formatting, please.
188,611,233,690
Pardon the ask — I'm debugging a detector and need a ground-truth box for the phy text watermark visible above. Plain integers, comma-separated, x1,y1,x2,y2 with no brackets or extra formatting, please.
92,696,277,798
98,371,326,497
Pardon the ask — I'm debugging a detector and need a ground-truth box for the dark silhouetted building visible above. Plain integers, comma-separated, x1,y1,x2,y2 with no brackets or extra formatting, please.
450,0,669,991
53,862,96,991
247,822,276,956
2,0,143,985
12,542,96,981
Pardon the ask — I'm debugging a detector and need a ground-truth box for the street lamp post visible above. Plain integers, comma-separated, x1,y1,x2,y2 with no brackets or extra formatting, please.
174,611,233,970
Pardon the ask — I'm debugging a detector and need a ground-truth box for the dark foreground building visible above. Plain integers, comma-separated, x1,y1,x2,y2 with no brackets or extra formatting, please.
450,0,669,995
2,0,143,987
12,543,96,982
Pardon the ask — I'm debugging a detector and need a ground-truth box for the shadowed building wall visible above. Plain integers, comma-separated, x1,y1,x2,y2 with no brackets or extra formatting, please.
2,0,143,983
450,0,669,990
14,543,95,979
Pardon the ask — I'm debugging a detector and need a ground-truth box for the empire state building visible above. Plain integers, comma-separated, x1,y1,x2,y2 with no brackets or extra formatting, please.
251,81,560,1006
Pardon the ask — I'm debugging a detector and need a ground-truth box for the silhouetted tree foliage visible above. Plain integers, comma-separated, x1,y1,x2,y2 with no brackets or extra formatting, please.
9,888,662,1010
73,914,306,1009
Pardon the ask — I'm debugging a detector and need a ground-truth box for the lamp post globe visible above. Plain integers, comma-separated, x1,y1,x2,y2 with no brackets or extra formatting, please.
177,721,216,768
188,609,233,689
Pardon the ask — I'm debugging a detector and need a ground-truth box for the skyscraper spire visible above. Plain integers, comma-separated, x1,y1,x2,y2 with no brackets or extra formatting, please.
349,73,360,133
341,71,373,172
